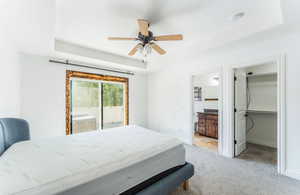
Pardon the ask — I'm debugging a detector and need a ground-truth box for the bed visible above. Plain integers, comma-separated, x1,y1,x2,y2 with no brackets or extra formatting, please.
0,124,194,195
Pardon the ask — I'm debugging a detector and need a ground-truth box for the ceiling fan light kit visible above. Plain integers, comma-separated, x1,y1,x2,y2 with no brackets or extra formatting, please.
108,19,183,59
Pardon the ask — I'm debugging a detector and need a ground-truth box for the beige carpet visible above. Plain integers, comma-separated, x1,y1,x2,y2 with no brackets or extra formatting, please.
171,144,300,195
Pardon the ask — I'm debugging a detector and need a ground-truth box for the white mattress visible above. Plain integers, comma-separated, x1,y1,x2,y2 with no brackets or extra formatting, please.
62,144,185,195
0,125,185,195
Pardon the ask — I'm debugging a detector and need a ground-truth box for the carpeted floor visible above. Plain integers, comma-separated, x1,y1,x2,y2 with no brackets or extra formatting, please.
172,144,300,195
237,143,277,165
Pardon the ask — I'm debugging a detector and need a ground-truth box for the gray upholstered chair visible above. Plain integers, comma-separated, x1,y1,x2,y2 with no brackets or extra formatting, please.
0,118,30,155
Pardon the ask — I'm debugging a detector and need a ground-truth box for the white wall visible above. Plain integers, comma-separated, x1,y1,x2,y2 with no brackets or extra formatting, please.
148,27,300,179
20,54,65,138
247,114,277,148
20,54,148,139
247,74,277,111
0,39,21,117
0,0,54,117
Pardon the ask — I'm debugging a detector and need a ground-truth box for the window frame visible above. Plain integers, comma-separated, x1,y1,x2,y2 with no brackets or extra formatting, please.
66,70,129,135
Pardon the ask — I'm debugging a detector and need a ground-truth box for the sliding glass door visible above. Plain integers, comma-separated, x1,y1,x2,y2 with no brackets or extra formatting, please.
66,71,128,135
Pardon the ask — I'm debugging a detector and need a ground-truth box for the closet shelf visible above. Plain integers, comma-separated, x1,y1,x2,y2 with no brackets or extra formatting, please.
247,109,277,114
246,72,277,78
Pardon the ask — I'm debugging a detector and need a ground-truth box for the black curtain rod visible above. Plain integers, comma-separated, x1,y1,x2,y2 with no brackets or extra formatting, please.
49,59,135,75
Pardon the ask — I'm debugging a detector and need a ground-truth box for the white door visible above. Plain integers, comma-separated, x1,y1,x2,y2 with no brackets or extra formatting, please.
234,70,247,156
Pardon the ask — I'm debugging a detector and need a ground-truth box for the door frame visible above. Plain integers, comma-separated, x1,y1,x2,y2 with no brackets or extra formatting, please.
225,54,286,175
65,70,129,135
191,67,224,155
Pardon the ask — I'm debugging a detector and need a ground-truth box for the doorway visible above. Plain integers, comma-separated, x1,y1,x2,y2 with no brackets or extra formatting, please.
234,62,279,168
192,72,220,152
66,71,129,135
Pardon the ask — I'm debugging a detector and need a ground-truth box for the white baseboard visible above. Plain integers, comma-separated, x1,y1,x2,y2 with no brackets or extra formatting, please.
285,169,300,181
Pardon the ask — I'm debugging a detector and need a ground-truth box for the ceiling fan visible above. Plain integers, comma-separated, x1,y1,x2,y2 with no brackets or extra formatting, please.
108,19,183,57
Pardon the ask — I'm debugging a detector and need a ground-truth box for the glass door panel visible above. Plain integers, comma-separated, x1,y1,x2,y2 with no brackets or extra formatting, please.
102,82,125,129
71,79,101,133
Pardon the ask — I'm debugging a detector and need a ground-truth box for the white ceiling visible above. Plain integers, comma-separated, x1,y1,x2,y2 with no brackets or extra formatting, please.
56,0,284,71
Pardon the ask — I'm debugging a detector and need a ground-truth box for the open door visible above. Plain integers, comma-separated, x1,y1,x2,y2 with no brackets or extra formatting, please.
234,70,247,156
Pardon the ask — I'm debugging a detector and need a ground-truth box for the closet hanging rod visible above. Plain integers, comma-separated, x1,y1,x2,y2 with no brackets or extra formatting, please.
49,59,135,75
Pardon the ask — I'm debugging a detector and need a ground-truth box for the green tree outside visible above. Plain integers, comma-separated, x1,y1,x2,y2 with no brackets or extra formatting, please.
72,80,123,108
103,83,123,107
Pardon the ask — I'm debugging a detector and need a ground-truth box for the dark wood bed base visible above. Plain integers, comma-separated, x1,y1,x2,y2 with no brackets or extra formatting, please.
121,163,194,195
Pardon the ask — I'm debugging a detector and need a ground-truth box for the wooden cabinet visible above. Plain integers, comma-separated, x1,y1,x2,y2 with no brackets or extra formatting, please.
197,112,218,139
197,113,206,135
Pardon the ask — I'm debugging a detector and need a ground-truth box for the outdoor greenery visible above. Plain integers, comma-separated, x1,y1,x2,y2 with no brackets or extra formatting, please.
72,80,123,107
103,83,124,107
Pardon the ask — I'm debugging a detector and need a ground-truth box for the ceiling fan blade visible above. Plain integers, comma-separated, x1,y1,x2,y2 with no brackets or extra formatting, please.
108,37,137,40
150,43,166,55
137,19,149,36
128,43,143,56
154,34,183,41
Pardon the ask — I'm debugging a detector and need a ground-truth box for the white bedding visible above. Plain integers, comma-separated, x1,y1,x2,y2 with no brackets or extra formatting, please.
0,125,184,195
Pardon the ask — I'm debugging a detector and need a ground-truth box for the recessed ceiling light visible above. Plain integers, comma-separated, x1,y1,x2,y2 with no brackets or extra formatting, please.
232,12,245,21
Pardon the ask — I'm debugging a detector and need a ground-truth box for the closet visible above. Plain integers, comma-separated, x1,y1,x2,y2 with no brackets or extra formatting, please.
234,63,277,156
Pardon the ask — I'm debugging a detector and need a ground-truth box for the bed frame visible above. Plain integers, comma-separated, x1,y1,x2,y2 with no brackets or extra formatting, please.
123,162,194,195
